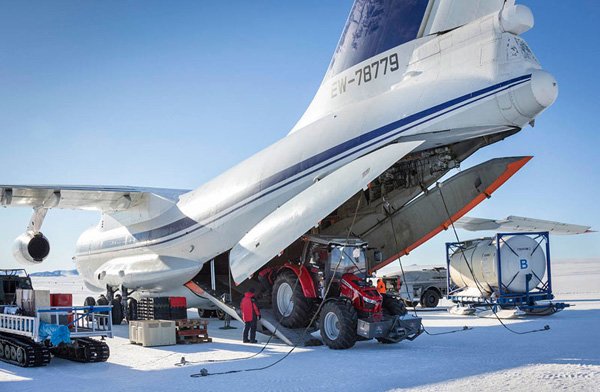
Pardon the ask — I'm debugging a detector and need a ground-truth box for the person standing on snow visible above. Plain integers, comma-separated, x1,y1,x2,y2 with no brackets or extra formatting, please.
241,288,261,343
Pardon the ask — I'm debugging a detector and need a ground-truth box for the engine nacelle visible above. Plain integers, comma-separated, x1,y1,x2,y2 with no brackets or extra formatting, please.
13,231,51,265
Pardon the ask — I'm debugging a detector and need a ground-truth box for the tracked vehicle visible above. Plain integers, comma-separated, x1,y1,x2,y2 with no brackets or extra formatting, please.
0,269,112,367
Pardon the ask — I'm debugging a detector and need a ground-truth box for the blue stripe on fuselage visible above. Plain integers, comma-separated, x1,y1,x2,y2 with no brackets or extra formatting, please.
83,74,531,254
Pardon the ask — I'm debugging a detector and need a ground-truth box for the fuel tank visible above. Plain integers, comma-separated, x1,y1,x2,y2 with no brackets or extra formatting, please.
449,235,545,294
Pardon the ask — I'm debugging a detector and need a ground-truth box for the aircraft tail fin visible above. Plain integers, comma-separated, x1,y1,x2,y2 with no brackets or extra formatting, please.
325,0,507,81
325,0,429,81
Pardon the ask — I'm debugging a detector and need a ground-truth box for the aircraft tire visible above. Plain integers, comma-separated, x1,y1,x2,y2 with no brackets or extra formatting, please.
84,296,96,307
215,309,226,320
111,298,123,325
126,298,138,321
198,309,214,318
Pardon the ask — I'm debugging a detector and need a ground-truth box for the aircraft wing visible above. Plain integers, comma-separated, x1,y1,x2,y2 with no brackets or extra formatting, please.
455,215,593,235
0,184,189,212
229,141,424,283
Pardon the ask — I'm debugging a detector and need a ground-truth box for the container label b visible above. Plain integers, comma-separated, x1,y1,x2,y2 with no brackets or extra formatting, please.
520,259,528,269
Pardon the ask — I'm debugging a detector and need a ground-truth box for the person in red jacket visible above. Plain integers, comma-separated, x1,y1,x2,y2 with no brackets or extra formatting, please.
241,288,261,343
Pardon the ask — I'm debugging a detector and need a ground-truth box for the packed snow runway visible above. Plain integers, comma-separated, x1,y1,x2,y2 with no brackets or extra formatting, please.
1,259,598,392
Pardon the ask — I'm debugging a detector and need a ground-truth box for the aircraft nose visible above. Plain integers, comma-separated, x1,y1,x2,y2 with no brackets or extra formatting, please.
530,70,558,108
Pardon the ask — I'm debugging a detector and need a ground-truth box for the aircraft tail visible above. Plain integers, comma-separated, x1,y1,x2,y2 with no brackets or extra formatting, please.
324,0,429,81
324,0,508,82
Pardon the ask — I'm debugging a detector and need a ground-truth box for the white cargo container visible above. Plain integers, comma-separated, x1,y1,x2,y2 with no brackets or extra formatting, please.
129,320,176,347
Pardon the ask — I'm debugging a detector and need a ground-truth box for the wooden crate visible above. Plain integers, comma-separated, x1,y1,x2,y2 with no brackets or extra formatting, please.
175,319,211,344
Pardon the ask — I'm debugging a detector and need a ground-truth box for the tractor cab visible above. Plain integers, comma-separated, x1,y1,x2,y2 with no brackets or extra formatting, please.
301,235,383,315
302,235,372,295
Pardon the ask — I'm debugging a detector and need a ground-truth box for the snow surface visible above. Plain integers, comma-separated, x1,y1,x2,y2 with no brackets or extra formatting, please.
1,259,599,392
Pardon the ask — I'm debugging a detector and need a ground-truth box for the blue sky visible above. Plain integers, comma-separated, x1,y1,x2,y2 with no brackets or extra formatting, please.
0,1,598,273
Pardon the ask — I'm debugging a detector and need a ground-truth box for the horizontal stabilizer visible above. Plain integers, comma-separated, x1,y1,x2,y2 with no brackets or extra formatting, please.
229,141,424,284
455,215,593,235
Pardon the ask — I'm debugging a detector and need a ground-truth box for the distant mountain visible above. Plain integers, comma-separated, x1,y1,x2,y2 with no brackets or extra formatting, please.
30,269,79,277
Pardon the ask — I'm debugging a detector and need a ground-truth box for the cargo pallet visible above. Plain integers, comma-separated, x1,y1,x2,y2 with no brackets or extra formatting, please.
446,232,569,315
175,319,212,344
136,297,187,321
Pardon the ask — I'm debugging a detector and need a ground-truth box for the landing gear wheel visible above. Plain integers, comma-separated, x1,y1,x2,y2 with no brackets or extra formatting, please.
215,309,226,320
198,309,214,318
126,298,138,322
97,295,109,306
382,294,408,316
420,290,440,308
110,298,123,325
272,271,314,328
319,300,358,350
0,342,4,358
84,296,96,321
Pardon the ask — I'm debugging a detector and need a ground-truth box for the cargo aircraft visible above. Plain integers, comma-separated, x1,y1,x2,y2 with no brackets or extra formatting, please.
1,1,562,329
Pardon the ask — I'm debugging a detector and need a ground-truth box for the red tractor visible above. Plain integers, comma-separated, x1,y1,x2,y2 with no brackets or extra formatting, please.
270,235,422,349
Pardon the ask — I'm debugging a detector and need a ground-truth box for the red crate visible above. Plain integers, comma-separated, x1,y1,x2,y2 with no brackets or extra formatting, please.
169,297,187,308
50,293,73,307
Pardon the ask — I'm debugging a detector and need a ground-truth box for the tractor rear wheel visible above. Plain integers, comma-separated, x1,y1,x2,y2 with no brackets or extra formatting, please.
420,289,440,308
272,271,314,328
382,294,408,316
320,300,357,350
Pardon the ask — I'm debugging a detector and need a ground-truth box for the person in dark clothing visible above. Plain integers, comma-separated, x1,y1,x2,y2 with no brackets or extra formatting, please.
240,288,261,343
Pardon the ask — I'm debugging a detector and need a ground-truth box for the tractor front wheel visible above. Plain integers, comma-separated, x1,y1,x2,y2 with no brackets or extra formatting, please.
319,300,357,350
382,294,408,316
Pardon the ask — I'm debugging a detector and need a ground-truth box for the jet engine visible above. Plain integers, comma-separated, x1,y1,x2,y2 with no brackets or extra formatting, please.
12,231,51,265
